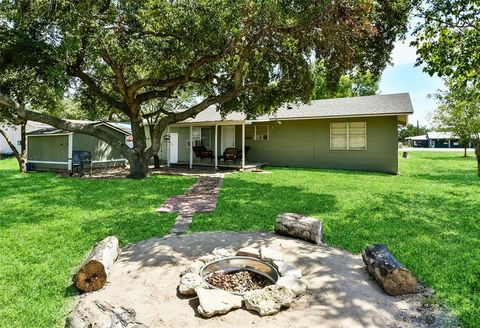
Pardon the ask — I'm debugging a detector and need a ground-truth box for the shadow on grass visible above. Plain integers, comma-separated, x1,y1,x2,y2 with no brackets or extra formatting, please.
327,191,480,326
190,177,337,232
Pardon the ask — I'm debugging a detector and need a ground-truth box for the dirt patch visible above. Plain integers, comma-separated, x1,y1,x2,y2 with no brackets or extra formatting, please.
74,232,457,328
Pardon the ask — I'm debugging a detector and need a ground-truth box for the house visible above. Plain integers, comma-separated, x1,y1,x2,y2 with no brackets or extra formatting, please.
151,93,414,174
406,131,472,148
26,121,132,172
0,121,51,155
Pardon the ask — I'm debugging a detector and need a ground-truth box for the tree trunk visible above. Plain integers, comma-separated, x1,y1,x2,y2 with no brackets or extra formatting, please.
149,124,161,169
476,144,480,177
127,116,150,179
18,122,27,172
362,244,417,296
65,299,147,328
74,236,120,292
464,147,467,158
127,154,150,179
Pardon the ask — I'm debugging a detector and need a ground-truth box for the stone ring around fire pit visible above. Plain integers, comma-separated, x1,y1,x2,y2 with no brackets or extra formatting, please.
178,246,307,317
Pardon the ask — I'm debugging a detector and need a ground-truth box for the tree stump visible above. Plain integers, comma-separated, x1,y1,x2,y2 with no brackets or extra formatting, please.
362,244,417,296
65,299,147,328
74,236,120,292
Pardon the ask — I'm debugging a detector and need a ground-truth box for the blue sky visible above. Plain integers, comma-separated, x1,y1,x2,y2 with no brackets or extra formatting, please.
379,35,444,127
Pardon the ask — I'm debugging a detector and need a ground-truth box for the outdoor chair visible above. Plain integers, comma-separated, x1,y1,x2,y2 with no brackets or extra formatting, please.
223,147,238,164
193,146,214,162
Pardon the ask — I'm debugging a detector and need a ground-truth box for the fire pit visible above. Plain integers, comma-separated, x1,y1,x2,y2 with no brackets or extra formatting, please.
200,257,279,295
178,246,307,317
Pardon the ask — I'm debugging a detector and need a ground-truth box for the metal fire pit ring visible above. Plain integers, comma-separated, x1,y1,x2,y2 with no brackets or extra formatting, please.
200,256,279,295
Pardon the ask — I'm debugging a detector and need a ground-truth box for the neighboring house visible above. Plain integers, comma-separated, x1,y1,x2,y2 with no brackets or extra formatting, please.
26,121,132,172
406,131,473,148
150,93,413,174
0,121,51,155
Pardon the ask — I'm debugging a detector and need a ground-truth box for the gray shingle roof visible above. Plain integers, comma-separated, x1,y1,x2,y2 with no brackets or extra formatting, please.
180,93,413,124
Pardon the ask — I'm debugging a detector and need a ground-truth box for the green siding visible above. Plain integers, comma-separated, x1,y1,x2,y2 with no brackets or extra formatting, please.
245,116,398,174
27,135,68,162
73,133,124,161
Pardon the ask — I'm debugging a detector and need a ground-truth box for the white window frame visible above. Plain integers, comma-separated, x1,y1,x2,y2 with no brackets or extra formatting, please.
253,125,269,141
191,127,212,148
330,122,367,151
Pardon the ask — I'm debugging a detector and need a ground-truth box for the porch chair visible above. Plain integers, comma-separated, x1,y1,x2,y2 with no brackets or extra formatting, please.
193,146,214,162
222,147,238,164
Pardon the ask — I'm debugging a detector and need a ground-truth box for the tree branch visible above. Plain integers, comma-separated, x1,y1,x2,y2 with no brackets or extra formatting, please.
67,66,129,114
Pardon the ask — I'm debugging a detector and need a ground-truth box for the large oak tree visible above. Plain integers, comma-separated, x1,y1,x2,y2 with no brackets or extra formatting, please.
0,0,415,178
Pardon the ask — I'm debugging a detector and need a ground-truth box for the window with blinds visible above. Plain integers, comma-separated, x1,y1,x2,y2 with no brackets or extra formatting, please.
330,122,367,150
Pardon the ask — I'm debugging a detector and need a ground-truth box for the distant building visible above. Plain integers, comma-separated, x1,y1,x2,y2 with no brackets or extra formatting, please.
0,122,51,155
406,131,473,148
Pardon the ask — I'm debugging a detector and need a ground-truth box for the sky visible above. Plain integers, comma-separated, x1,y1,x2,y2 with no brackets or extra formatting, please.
379,34,444,127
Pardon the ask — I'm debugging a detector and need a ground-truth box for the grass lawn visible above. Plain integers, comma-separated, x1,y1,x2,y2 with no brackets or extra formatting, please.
0,160,195,327
191,151,480,327
0,152,479,327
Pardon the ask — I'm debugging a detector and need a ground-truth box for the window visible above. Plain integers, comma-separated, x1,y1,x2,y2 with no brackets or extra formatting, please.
245,126,254,140
254,125,269,141
330,122,367,150
191,127,212,148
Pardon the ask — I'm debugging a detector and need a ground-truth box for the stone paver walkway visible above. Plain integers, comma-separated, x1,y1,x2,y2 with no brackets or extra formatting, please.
157,175,224,234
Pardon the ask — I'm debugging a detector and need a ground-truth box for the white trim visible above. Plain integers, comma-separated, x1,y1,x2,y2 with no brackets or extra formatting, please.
169,121,248,128
214,124,218,169
241,123,245,170
27,160,69,165
91,159,126,164
189,125,193,169
253,125,269,141
92,122,131,135
67,133,73,172
248,112,413,123
167,126,171,167
26,133,72,137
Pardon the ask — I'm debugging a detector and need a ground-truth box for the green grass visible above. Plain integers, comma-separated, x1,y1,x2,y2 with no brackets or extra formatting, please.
191,152,480,327
1,152,479,327
0,161,195,327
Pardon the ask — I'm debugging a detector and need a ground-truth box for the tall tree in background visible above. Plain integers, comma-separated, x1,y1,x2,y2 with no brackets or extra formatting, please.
398,123,429,142
433,84,480,168
0,13,64,172
0,0,415,179
413,0,480,174
312,62,380,100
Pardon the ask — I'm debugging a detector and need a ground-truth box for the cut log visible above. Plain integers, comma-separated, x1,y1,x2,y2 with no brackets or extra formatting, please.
65,299,147,328
74,236,120,292
362,244,417,296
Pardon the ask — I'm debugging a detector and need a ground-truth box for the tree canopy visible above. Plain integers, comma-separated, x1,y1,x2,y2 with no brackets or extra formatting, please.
413,0,480,90
0,0,416,178
312,62,380,100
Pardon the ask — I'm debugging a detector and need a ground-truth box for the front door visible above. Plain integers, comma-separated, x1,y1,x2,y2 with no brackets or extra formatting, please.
221,126,235,152
169,133,178,163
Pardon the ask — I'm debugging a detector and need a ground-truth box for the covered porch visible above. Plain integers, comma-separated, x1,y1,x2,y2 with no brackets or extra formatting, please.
164,120,263,171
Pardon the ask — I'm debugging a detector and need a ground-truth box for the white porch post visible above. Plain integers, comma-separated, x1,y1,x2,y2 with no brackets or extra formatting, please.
214,124,218,169
448,139,451,148
67,133,73,172
189,125,193,169
241,123,245,170
166,126,171,167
